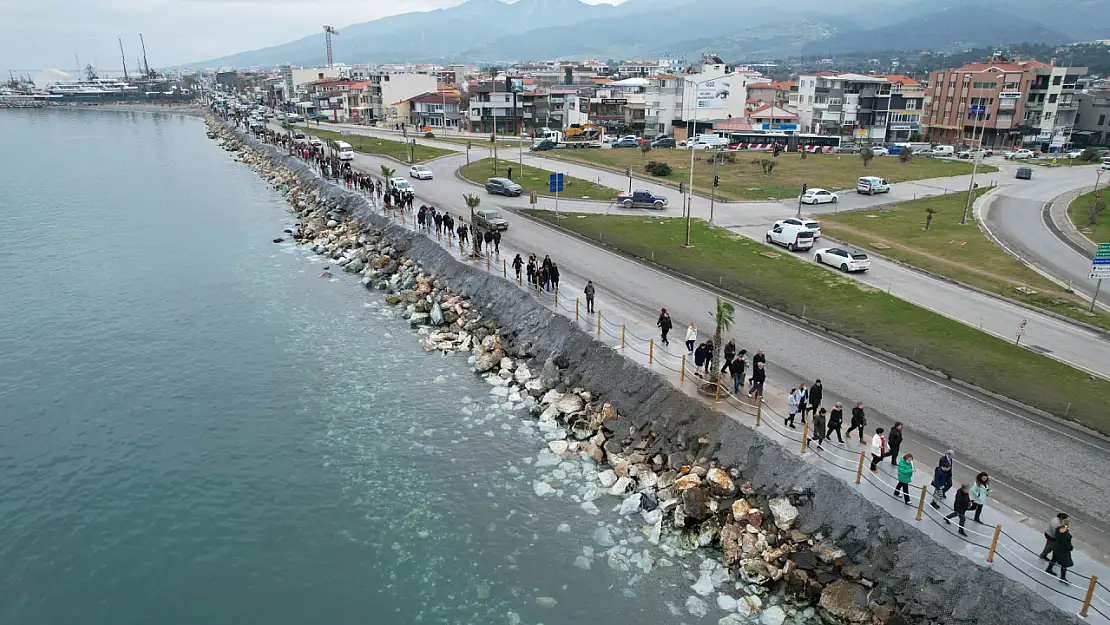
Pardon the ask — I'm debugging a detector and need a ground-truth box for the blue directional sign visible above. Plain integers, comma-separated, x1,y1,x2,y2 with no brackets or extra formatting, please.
549,173,564,193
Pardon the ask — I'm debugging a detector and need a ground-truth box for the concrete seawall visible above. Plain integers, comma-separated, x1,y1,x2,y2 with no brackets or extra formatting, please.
234,126,1084,625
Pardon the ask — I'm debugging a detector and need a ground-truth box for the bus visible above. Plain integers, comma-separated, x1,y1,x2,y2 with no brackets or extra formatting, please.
717,131,842,153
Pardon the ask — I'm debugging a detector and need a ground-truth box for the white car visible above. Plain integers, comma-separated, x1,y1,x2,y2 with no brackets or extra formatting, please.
308,137,323,147
814,247,870,272
870,146,890,156
766,223,817,251
1064,149,1085,159
774,217,822,239
1004,149,1035,160
800,189,838,205
409,165,433,180
390,178,413,193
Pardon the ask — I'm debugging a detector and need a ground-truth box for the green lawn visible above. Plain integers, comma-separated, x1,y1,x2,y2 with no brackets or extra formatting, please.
541,149,992,201
294,126,453,163
458,158,621,201
523,210,1110,434
437,136,521,150
819,191,1110,329
1068,187,1110,244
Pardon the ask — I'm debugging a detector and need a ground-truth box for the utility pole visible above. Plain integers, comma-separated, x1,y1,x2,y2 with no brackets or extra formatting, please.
709,154,718,225
960,106,988,225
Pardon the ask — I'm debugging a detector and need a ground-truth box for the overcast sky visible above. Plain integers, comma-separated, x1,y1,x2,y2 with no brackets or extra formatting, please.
0,0,624,74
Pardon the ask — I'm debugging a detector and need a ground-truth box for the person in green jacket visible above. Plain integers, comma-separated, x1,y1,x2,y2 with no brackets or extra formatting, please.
894,454,914,505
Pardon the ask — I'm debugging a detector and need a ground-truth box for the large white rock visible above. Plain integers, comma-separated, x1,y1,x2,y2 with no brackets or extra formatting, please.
514,364,532,383
609,476,634,495
716,594,738,612
618,493,642,516
548,440,569,455
706,468,737,497
692,571,715,597
719,616,746,625
597,470,618,488
768,497,799,530
533,481,555,497
540,389,564,405
686,595,709,618
592,526,616,547
554,394,585,414
760,605,786,625
732,499,753,521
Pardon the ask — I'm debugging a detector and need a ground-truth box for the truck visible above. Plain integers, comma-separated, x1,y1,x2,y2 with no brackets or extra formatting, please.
534,124,604,149
616,188,668,209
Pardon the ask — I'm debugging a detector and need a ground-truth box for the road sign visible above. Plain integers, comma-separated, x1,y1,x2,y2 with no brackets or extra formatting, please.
1092,243,1110,279
549,173,564,193
1092,266,1110,279
1019,318,1027,329
1095,243,1110,258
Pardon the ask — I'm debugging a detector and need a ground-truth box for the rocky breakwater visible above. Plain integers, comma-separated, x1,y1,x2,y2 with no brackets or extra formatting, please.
207,117,1084,625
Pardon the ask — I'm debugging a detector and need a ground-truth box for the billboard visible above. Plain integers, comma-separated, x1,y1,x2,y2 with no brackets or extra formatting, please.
694,79,730,109
507,77,525,93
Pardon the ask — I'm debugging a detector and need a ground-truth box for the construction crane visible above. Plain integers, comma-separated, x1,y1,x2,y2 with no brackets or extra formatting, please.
119,39,128,81
323,25,339,67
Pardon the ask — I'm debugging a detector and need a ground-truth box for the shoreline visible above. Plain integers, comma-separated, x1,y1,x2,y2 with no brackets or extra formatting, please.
209,117,1091,625
58,101,207,118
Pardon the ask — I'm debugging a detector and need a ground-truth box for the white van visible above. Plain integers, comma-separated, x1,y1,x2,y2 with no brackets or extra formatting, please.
766,223,816,252
335,140,354,161
931,145,955,157
856,176,891,195
1102,156,1110,170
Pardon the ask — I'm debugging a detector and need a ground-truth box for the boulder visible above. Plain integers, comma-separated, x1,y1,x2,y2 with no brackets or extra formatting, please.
686,595,709,618
732,499,753,521
705,468,736,497
429,302,445,325
819,580,872,623
547,440,569,455
408,313,430,327
747,510,764,529
584,443,605,463
674,474,702,490
716,593,738,612
739,558,774,585
474,348,503,373
610,456,631,477
680,486,710,521
769,497,799,530
619,493,642,516
814,543,847,564
720,523,745,566
513,364,532,383
597,470,618,488
791,549,817,571
554,394,585,414
760,605,786,625
610,476,634,495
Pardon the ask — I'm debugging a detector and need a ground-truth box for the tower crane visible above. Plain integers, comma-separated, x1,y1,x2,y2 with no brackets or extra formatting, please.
323,25,339,67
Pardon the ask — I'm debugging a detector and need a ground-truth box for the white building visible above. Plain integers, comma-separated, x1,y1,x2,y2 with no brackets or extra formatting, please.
364,70,439,123
677,64,753,124
644,74,684,137
796,72,891,143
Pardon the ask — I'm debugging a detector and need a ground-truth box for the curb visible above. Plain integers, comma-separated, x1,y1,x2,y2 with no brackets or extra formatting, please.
515,206,1110,442
1048,188,1099,255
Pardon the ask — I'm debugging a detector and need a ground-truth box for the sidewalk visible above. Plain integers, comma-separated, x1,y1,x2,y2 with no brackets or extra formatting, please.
278,140,1110,622
1049,188,1099,256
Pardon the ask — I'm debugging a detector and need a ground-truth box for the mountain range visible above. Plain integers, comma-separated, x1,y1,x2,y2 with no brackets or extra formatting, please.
187,0,1103,69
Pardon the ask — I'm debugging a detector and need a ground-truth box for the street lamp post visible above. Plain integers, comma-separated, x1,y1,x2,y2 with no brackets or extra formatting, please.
684,77,728,247
960,105,989,225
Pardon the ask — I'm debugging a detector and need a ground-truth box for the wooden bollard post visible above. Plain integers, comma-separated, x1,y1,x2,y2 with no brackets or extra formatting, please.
855,451,865,485
649,339,654,364
518,271,522,287
596,312,601,337
486,254,490,271
621,325,625,348
503,260,507,278
575,298,579,321
755,398,762,426
680,354,686,383
801,421,809,453
554,290,558,307
915,485,928,521
1080,575,1098,618
987,525,1002,563
715,375,721,403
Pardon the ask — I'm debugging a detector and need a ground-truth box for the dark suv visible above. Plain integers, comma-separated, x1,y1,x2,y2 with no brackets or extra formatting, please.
485,177,523,197
650,137,676,148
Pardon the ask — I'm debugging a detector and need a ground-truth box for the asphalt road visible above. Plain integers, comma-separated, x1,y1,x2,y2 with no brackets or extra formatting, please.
266,122,1110,559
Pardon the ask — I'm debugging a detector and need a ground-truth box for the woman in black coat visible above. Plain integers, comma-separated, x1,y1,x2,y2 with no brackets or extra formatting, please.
1046,523,1074,582
826,402,844,443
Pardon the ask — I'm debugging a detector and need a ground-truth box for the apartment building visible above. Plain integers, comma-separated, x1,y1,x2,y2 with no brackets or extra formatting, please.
644,74,684,137
468,81,525,134
362,70,439,122
404,92,463,131
1075,89,1110,146
747,81,795,110
796,72,891,143
885,74,925,141
923,58,1086,150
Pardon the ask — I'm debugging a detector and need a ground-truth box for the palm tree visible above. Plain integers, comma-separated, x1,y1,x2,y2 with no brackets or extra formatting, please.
711,297,735,382
640,142,652,162
380,165,395,189
463,193,482,258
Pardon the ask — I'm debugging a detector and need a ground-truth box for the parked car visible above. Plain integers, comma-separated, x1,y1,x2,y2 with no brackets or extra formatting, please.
409,165,433,180
870,146,890,156
650,137,677,148
474,208,508,231
800,188,838,205
1015,166,1033,180
814,247,870,272
485,177,522,196
1004,149,1036,160
530,139,557,151
766,223,816,252
1093,148,1110,158
308,113,329,121
1064,149,1086,159
911,147,934,157
612,137,640,148
774,217,822,239
958,148,993,159
616,189,668,209
931,145,955,157
856,176,891,195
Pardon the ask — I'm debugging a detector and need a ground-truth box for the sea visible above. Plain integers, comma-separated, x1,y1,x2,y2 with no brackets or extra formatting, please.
0,109,727,625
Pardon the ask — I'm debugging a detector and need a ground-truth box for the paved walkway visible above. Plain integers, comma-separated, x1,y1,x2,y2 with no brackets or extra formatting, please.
263,133,1110,622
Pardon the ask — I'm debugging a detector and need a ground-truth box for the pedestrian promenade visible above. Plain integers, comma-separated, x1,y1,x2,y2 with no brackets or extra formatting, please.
272,137,1110,622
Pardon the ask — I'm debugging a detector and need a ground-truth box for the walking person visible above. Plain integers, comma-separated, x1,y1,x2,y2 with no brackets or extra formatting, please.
945,484,972,537
657,308,672,345
512,254,523,282
702,339,714,374
894,454,914,505
584,280,596,313
808,379,823,416
969,472,991,524
483,230,493,253
728,350,747,394
721,339,736,373
785,387,800,429
887,422,904,467
685,323,698,355
846,402,867,443
797,383,809,423
693,342,709,378
550,263,560,292
434,212,443,236
457,221,469,247
492,230,501,254
810,407,827,449
869,427,887,472
748,362,766,398
1045,522,1075,582
929,456,953,509
1040,513,1069,560
826,402,844,443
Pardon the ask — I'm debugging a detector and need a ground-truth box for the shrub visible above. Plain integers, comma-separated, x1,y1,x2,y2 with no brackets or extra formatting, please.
1080,147,1099,163
424,131,435,138
646,161,672,176
861,150,875,167
899,149,913,163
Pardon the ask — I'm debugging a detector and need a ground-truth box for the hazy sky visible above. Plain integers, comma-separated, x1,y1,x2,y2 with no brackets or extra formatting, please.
0,0,624,73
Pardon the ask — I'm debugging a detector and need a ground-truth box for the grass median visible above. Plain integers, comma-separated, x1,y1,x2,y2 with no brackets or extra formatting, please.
522,209,1110,434
437,136,521,150
458,158,621,202
294,126,453,163
818,191,1110,330
1067,187,1110,244
542,149,991,201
